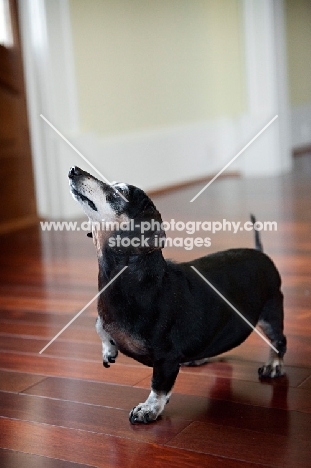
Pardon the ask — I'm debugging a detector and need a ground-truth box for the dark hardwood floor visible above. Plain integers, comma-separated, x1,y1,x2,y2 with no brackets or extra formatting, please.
0,155,311,467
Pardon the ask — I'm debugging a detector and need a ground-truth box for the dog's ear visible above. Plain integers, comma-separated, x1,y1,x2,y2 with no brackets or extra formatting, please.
147,228,166,249
145,208,166,249
138,207,166,250
108,207,166,254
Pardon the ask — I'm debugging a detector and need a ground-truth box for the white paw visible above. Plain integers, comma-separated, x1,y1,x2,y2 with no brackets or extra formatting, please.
129,391,168,424
95,317,118,368
129,403,160,424
102,341,118,368
258,358,285,378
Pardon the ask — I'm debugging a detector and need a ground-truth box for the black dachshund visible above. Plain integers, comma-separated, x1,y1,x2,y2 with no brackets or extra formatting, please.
69,166,286,424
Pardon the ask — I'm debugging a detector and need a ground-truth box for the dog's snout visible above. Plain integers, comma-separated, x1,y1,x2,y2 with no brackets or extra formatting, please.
68,166,83,179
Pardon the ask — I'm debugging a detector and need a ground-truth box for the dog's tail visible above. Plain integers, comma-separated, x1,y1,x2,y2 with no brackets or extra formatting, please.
250,214,263,252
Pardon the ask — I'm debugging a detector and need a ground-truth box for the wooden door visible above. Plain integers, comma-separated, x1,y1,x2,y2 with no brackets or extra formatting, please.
0,0,37,233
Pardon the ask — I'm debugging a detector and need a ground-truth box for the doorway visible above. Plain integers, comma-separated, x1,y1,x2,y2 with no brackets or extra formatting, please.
0,0,37,233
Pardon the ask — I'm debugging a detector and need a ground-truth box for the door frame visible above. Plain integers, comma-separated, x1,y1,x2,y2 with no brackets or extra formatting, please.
18,0,78,218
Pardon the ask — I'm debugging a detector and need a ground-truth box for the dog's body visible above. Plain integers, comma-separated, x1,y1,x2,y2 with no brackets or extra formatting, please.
69,166,286,424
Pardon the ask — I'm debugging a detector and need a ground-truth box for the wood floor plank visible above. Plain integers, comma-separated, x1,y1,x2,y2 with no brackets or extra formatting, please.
0,156,311,466
0,322,97,342
224,333,311,369
168,393,311,438
299,375,311,390
135,371,311,412
0,418,260,468
0,370,46,393
297,377,311,412
179,358,311,388
0,391,191,444
21,376,311,438
0,336,55,355
23,375,153,408
0,336,137,366
166,421,310,468
0,448,93,468
0,309,97,326
0,352,152,384
0,293,97,314
2,334,310,373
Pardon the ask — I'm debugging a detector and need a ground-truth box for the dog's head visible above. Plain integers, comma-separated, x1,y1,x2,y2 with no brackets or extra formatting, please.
68,166,165,255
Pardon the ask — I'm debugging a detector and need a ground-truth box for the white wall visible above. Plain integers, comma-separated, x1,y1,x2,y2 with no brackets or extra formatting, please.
19,0,291,219
285,0,311,148
68,0,247,192
69,0,246,135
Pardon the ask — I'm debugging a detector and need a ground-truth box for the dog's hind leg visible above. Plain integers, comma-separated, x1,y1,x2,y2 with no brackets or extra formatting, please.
258,291,287,378
95,316,118,368
129,359,180,424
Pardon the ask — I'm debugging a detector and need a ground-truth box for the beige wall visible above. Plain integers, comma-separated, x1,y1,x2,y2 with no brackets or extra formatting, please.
69,0,246,136
285,0,311,106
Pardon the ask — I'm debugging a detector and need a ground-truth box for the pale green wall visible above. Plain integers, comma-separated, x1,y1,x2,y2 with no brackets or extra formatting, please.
69,0,246,136
285,0,311,106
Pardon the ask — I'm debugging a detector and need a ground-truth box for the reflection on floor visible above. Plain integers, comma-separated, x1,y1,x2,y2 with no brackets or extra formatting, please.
0,155,310,467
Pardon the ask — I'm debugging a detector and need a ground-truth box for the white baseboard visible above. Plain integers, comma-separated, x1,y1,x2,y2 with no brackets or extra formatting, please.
47,119,221,219
72,118,239,194
27,111,292,220
52,112,290,219
290,104,311,149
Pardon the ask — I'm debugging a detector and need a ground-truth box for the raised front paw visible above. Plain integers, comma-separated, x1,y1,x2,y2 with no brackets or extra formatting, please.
103,353,118,368
102,340,118,368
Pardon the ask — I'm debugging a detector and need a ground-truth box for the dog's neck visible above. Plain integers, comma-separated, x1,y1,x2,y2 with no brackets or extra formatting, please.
98,241,165,285
91,215,130,258
91,225,108,259
91,223,167,285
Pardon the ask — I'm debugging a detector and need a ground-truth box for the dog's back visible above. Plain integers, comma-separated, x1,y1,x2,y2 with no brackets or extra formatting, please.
166,248,281,361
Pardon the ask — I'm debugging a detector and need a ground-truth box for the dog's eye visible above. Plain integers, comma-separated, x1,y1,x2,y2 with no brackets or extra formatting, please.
113,188,125,198
107,190,120,203
107,185,127,208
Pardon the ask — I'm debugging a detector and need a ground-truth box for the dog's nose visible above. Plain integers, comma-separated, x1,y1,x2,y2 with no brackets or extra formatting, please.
68,166,83,178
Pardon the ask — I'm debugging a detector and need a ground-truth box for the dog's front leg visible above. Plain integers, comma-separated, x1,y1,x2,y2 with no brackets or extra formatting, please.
129,359,180,424
95,316,118,368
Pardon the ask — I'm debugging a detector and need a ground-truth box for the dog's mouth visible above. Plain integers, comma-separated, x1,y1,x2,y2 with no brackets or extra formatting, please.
69,166,100,212
71,187,98,212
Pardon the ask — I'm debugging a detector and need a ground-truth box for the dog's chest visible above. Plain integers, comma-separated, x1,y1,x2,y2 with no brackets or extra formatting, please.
108,326,147,356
